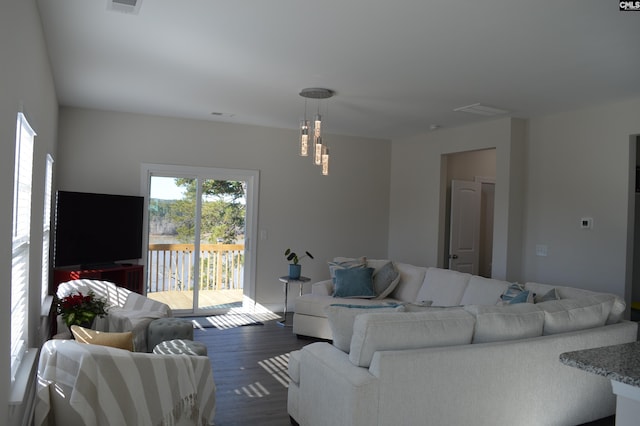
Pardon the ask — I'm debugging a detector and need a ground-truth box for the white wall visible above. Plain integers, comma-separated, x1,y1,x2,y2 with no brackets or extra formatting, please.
523,98,640,299
388,117,525,280
56,107,391,309
1,0,58,423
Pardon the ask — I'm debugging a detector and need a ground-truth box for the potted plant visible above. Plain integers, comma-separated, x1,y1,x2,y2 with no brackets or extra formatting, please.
56,290,108,332
285,248,314,279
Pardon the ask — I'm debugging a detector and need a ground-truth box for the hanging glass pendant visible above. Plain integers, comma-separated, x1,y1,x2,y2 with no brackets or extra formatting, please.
300,120,309,156
322,146,330,176
314,113,322,139
314,136,323,166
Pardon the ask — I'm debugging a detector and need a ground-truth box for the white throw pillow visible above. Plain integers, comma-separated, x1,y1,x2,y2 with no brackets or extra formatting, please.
537,295,614,335
416,268,471,307
348,310,475,368
328,256,367,282
390,263,428,302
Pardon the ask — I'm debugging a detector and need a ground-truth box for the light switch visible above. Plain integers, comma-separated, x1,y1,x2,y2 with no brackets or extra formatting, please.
536,244,548,257
260,230,268,240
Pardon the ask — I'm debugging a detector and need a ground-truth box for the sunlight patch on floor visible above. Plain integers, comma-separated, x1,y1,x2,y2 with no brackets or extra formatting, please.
234,381,271,398
258,353,291,388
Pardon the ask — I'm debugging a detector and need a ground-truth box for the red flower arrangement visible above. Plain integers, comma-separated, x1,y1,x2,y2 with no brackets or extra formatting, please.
56,290,108,328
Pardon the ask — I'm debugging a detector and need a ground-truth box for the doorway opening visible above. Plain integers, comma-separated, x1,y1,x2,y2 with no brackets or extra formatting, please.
141,164,259,316
443,149,496,277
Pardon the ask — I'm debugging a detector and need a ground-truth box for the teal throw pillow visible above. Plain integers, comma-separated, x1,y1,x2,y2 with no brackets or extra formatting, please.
500,283,526,303
333,267,376,298
508,290,533,304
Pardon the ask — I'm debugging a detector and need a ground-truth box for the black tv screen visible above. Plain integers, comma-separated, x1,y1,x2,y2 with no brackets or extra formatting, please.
54,191,145,268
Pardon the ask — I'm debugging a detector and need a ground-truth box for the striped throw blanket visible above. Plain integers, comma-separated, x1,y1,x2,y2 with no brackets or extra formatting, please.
35,340,216,426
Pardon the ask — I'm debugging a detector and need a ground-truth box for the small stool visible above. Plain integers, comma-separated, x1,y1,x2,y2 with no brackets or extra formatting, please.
153,339,208,356
147,317,194,351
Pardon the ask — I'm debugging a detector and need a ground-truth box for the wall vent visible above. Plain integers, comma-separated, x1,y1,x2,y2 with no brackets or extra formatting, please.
453,103,509,116
107,0,143,14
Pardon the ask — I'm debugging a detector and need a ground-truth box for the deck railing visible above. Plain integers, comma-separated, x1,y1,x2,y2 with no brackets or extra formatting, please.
147,243,244,293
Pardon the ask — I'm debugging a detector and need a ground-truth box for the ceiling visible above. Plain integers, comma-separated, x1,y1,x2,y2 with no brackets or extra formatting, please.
36,0,640,141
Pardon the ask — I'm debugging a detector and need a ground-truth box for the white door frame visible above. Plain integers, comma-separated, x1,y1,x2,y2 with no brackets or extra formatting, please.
140,163,259,312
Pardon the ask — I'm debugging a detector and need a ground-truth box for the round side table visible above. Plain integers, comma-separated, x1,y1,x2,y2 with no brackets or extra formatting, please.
278,275,310,327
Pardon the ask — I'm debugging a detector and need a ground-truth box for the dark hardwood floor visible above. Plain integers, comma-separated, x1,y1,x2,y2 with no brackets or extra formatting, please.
194,315,616,426
195,315,313,426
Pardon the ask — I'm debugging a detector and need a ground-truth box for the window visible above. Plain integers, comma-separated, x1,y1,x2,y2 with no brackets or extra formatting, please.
11,113,35,380
41,154,54,304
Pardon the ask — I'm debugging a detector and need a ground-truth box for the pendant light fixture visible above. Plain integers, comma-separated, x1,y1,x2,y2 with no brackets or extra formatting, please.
298,88,334,175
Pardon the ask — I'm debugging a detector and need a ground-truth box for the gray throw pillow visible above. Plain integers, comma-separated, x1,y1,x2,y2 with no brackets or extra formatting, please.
372,261,401,299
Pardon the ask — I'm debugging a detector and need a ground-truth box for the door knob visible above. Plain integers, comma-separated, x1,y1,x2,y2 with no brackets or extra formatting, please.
449,254,458,259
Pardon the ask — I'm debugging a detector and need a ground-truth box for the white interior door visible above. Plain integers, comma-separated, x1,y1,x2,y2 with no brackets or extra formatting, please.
449,179,481,274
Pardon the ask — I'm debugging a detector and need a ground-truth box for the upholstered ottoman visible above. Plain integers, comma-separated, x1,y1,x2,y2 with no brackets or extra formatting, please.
147,317,194,351
153,339,208,356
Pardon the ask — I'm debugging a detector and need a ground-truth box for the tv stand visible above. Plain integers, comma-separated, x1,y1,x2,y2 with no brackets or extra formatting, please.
53,264,144,294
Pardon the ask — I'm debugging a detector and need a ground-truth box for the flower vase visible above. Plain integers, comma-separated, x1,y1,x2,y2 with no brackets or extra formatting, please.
289,264,302,279
68,317,95,338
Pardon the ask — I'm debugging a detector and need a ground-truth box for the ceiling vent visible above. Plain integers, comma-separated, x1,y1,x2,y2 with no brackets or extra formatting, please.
107,0,143,14
453,103,509,116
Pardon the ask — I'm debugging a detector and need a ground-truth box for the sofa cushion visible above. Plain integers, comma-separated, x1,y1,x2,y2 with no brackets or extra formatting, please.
464,304,544,343
348,310,475,368
326,304,406,352
333,267,376,298
71,325,134,351
415,268,471,307
537,295,615,335
460,276,510,306
372,261,401,299
525,282,625,324
389,263,428,303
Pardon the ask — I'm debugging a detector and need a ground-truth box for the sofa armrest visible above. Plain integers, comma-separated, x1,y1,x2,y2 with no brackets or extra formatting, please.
297,342,379,426
311,279,334,296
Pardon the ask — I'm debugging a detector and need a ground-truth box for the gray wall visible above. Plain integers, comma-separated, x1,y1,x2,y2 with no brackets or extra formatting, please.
389,117,525,280
389,99,640,300
522,99,640,298
1,0,58,422
56,107,392,309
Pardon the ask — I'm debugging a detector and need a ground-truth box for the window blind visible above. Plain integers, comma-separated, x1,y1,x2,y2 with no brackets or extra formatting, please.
11,113,35,380
41,154,54,304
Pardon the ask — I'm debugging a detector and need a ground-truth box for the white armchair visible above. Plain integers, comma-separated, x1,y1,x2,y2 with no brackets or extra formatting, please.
35,339,216,426
56,279,172,352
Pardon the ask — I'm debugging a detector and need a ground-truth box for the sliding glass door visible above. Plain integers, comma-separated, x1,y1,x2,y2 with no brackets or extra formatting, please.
142,164,258,316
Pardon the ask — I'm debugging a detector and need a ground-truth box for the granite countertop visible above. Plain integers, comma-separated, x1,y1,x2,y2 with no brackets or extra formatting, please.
560,341,640,387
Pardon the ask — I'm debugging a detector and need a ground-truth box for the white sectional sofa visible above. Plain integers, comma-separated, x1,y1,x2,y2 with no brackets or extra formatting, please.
288,259,638,426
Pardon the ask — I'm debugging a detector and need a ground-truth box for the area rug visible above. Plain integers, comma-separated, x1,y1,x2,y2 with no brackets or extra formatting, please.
190,313,264,330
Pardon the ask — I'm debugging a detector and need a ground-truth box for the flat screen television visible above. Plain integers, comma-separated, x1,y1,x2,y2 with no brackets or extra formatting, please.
54,191,145,268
